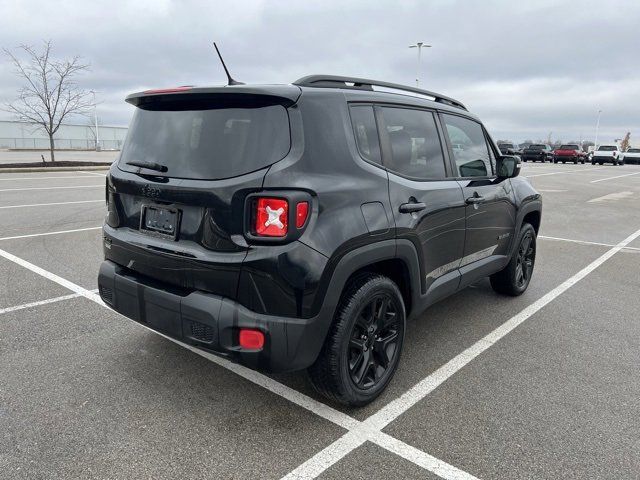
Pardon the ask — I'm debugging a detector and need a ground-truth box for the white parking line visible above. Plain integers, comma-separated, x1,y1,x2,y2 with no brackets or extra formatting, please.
0,175,104,181
590,172,640,183
526,167,605,178
539,235,640,252
0,185,103,192
77,170,108,176
0,290,98,315
0,200,103,210
281,225,640,479
0,241,475,480
0,226,101,241
4,225,639,480
588,191,634,203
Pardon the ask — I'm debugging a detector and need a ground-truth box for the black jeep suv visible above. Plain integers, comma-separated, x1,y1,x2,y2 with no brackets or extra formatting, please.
98,76,542,406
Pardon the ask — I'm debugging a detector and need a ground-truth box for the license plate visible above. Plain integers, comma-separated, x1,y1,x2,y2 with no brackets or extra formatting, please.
140,205,180,238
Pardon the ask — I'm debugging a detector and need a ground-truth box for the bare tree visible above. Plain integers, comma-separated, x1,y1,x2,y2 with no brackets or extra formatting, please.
2,41,93,162
620,132,631,152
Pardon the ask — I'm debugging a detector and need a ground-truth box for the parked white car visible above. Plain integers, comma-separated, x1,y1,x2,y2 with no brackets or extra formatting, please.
621,147,640,165
591,144,624,166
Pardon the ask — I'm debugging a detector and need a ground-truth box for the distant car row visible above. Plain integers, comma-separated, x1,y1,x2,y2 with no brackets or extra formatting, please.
497,142,640,166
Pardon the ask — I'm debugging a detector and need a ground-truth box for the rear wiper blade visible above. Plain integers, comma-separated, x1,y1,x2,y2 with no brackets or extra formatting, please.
126,160,168,172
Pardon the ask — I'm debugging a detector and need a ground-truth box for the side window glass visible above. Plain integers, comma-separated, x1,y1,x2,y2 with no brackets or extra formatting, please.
350,105,382,165
379,107,446,179
486,137,496,174
442,114,492,177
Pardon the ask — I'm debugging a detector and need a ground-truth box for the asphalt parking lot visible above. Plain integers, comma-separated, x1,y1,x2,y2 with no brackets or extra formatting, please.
1,163,639,479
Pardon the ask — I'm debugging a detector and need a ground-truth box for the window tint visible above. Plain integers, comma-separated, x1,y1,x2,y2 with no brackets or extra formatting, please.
379,107,446,179
119,104,290,180
442,114,493,177
350,105,382,164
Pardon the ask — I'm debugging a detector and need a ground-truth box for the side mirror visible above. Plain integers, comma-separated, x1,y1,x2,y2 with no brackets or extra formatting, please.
497,155,520,178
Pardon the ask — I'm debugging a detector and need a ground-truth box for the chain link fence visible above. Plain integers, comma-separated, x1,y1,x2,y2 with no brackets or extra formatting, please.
0,138,123,150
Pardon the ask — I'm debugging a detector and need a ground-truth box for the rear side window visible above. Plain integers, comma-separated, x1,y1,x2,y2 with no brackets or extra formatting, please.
119,104,290,180
442,114,493,178
350,105,382,164
378,107,446,180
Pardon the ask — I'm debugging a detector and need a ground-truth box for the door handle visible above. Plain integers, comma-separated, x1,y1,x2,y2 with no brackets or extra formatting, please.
399,202,426,213
465,194,485,205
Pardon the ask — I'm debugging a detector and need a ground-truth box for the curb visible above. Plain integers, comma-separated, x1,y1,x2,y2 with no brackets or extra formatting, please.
0,166,110,173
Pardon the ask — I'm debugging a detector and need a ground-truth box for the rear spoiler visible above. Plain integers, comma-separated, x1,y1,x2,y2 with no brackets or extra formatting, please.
126,85,302,109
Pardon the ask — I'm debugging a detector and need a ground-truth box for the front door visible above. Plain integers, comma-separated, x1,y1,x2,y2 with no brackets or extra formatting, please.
377,106,466,302
439,113,517,285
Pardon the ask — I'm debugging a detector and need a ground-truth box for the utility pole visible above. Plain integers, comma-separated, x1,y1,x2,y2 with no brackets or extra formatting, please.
90,90,100,151
594,110,602,150
409,42,431,88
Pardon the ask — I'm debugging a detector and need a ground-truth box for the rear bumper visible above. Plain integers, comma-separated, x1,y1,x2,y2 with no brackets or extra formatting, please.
98,260,329,373
554,155,582,161
592,156,618,163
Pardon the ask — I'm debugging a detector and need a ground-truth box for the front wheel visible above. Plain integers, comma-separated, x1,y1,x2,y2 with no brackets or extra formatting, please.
490,223,537,296
308,274,406,406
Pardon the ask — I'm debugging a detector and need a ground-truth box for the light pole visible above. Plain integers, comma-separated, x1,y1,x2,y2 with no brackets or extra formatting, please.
409,42,431,88
90,90,100,151
594,109,602,150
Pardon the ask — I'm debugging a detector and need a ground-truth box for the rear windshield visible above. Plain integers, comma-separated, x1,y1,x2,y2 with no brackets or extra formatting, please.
597,145,617,151
628,148,640,153
528,144,545,149
559,145,579,150
498,144,514,149
119,104,290,180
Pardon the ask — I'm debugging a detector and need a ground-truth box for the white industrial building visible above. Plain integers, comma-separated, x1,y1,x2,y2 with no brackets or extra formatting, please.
0,120,128,150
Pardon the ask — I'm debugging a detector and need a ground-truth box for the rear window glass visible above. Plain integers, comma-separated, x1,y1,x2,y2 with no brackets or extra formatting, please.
119,104,290,180
350,105,382,164
559,145,579,150
597,145,617,151
529,144,545,149
627,148,640,153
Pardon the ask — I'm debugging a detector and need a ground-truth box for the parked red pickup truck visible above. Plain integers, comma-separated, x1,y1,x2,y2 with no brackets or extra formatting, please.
553,144,586,164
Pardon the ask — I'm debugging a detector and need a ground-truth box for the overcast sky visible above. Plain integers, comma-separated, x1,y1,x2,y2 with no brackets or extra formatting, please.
1,0,638,143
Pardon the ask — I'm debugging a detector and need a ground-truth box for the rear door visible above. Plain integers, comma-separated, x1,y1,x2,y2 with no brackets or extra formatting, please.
378,105,466,302
439,113,517,286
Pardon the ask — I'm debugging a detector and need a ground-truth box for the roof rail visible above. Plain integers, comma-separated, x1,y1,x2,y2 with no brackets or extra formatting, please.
293,75,467,111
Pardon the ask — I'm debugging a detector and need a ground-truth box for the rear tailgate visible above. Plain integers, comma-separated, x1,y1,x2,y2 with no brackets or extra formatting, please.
104,85,301,300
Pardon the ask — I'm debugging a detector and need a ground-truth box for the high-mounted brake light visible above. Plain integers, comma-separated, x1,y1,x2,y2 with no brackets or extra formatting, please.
255,198,288,237
143,86,193,94
296,202,309,228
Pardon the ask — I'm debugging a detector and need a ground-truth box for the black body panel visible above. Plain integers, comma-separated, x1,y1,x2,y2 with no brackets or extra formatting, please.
100,81,542,373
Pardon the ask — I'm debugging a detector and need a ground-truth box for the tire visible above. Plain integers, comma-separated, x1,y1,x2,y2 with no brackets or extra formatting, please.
581,160,585,164
591,162,596,165
308,273,406,406
573,160,577,164
490,223,536,296
562,160,566,164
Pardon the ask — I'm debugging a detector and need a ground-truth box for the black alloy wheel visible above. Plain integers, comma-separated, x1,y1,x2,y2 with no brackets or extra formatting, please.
515,230,535,289
490,223,537,296
308,274,406,406
348,294,401,389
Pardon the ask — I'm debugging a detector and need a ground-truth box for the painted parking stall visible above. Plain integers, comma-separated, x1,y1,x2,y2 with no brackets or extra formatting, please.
1,163,640,479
